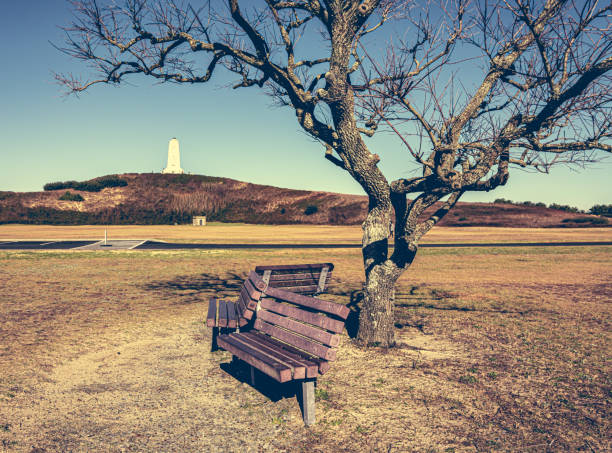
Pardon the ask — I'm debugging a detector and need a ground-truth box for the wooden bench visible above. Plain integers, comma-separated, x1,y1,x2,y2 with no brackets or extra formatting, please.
206,263,334,330
217,271,349,426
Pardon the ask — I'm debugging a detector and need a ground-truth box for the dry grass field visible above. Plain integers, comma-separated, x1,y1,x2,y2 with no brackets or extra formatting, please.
0,224,611,244
0,228,610,452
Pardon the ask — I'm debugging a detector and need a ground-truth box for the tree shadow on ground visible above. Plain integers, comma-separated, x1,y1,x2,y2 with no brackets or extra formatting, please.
143,271,246,304
327,283,468,337
326,283,364,339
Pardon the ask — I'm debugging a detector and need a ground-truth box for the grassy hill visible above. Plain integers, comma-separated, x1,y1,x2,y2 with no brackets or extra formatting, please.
0,173,607,227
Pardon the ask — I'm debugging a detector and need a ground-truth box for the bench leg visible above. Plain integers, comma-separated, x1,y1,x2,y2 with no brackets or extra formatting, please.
210,327,219,352
250,365,256,386
301,379,316,426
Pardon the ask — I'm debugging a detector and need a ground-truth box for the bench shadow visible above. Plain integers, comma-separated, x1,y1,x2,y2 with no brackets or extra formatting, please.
219,360,297,403
143,271,246,303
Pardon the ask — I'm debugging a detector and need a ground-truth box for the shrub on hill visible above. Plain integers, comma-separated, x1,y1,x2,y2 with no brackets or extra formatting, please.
43,175,127,192
44,181,78,191
548,203,581,213
59,191,84,202
0,204,194,225
561,217,608,225
494,198,585,213
141,173,224,188
589,204,612,217
304,205,318,215
93,175,129,189
24,207,95,224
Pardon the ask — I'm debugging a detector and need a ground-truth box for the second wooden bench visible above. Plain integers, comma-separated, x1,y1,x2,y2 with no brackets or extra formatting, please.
217,272,349,426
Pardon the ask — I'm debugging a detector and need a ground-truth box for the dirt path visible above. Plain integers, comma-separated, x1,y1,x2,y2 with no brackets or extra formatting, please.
4,311,463,452
4,315,303,452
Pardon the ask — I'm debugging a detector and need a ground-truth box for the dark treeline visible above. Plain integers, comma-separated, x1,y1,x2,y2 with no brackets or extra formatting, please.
0,205,193,225
44,175,128,192
494,199,611,216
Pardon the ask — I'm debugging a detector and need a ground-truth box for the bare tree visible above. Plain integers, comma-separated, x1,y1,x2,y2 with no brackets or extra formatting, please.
57,0,611,347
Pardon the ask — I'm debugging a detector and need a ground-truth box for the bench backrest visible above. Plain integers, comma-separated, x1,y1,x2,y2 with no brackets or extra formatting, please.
207,272,267,328
251,272,350,368
254,263,334,295
234,271,267,325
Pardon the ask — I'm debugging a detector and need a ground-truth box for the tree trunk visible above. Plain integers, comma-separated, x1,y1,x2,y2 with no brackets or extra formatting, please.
357,262,399,347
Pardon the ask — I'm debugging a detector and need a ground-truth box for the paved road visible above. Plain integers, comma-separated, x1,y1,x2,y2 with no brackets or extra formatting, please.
0,239,610,250
0,240,97,250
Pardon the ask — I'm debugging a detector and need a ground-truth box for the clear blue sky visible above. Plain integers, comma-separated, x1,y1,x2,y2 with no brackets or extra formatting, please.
1,1,610,210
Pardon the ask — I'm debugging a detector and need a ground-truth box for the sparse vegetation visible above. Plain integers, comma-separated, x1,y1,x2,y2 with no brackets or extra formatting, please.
458,374,478,384
314,388,329,401
58,191,84,202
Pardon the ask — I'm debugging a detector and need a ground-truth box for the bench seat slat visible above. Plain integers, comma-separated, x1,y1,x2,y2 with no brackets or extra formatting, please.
242,332,319,378
206,298,218,327
247,271,267,291
264,286,350,319
236,294,247,317
240,286,258,311
218,334,292,383
218,300,228,328
227,302,238,328
242,307,254,321
236,295,244,317
258,311,340,347
255,319,336,361
229,333,308,380
244,277,263,299
260,298,345,333
238,295,254,321
249,332,331,375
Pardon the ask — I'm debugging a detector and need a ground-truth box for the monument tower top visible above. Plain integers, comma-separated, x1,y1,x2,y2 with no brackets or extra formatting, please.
162,138,184,174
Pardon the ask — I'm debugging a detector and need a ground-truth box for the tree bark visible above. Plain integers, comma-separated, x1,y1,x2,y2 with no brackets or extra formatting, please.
357,260,400,347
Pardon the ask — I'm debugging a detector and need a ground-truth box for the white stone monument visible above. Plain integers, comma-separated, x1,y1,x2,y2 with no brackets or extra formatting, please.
162,138,184,174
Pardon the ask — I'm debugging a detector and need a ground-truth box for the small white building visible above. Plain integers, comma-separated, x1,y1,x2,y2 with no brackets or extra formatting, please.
193,216,207,226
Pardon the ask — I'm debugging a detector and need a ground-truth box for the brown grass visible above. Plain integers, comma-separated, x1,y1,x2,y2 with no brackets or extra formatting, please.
0,241,610,451
1,224,611,244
